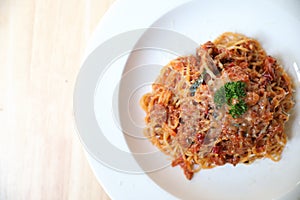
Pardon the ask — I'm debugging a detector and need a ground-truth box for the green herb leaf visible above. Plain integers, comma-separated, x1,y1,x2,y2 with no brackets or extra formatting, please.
213,81,248,118
229,100,248,118
224,81,246,105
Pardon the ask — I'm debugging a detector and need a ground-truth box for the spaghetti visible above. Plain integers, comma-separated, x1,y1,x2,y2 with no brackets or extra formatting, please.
140,32,294,180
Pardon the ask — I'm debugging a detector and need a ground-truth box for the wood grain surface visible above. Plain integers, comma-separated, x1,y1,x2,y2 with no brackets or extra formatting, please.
0,0,114,199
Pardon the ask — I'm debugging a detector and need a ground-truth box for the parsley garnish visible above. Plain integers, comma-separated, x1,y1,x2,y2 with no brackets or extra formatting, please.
229,100,247,118
214,81,248,118
224,81,246,105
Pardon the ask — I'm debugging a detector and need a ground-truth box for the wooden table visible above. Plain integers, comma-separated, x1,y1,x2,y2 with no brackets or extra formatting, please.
0,0,114,199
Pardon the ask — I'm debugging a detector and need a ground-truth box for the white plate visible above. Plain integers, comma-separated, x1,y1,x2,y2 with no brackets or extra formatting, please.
74,0,300,199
